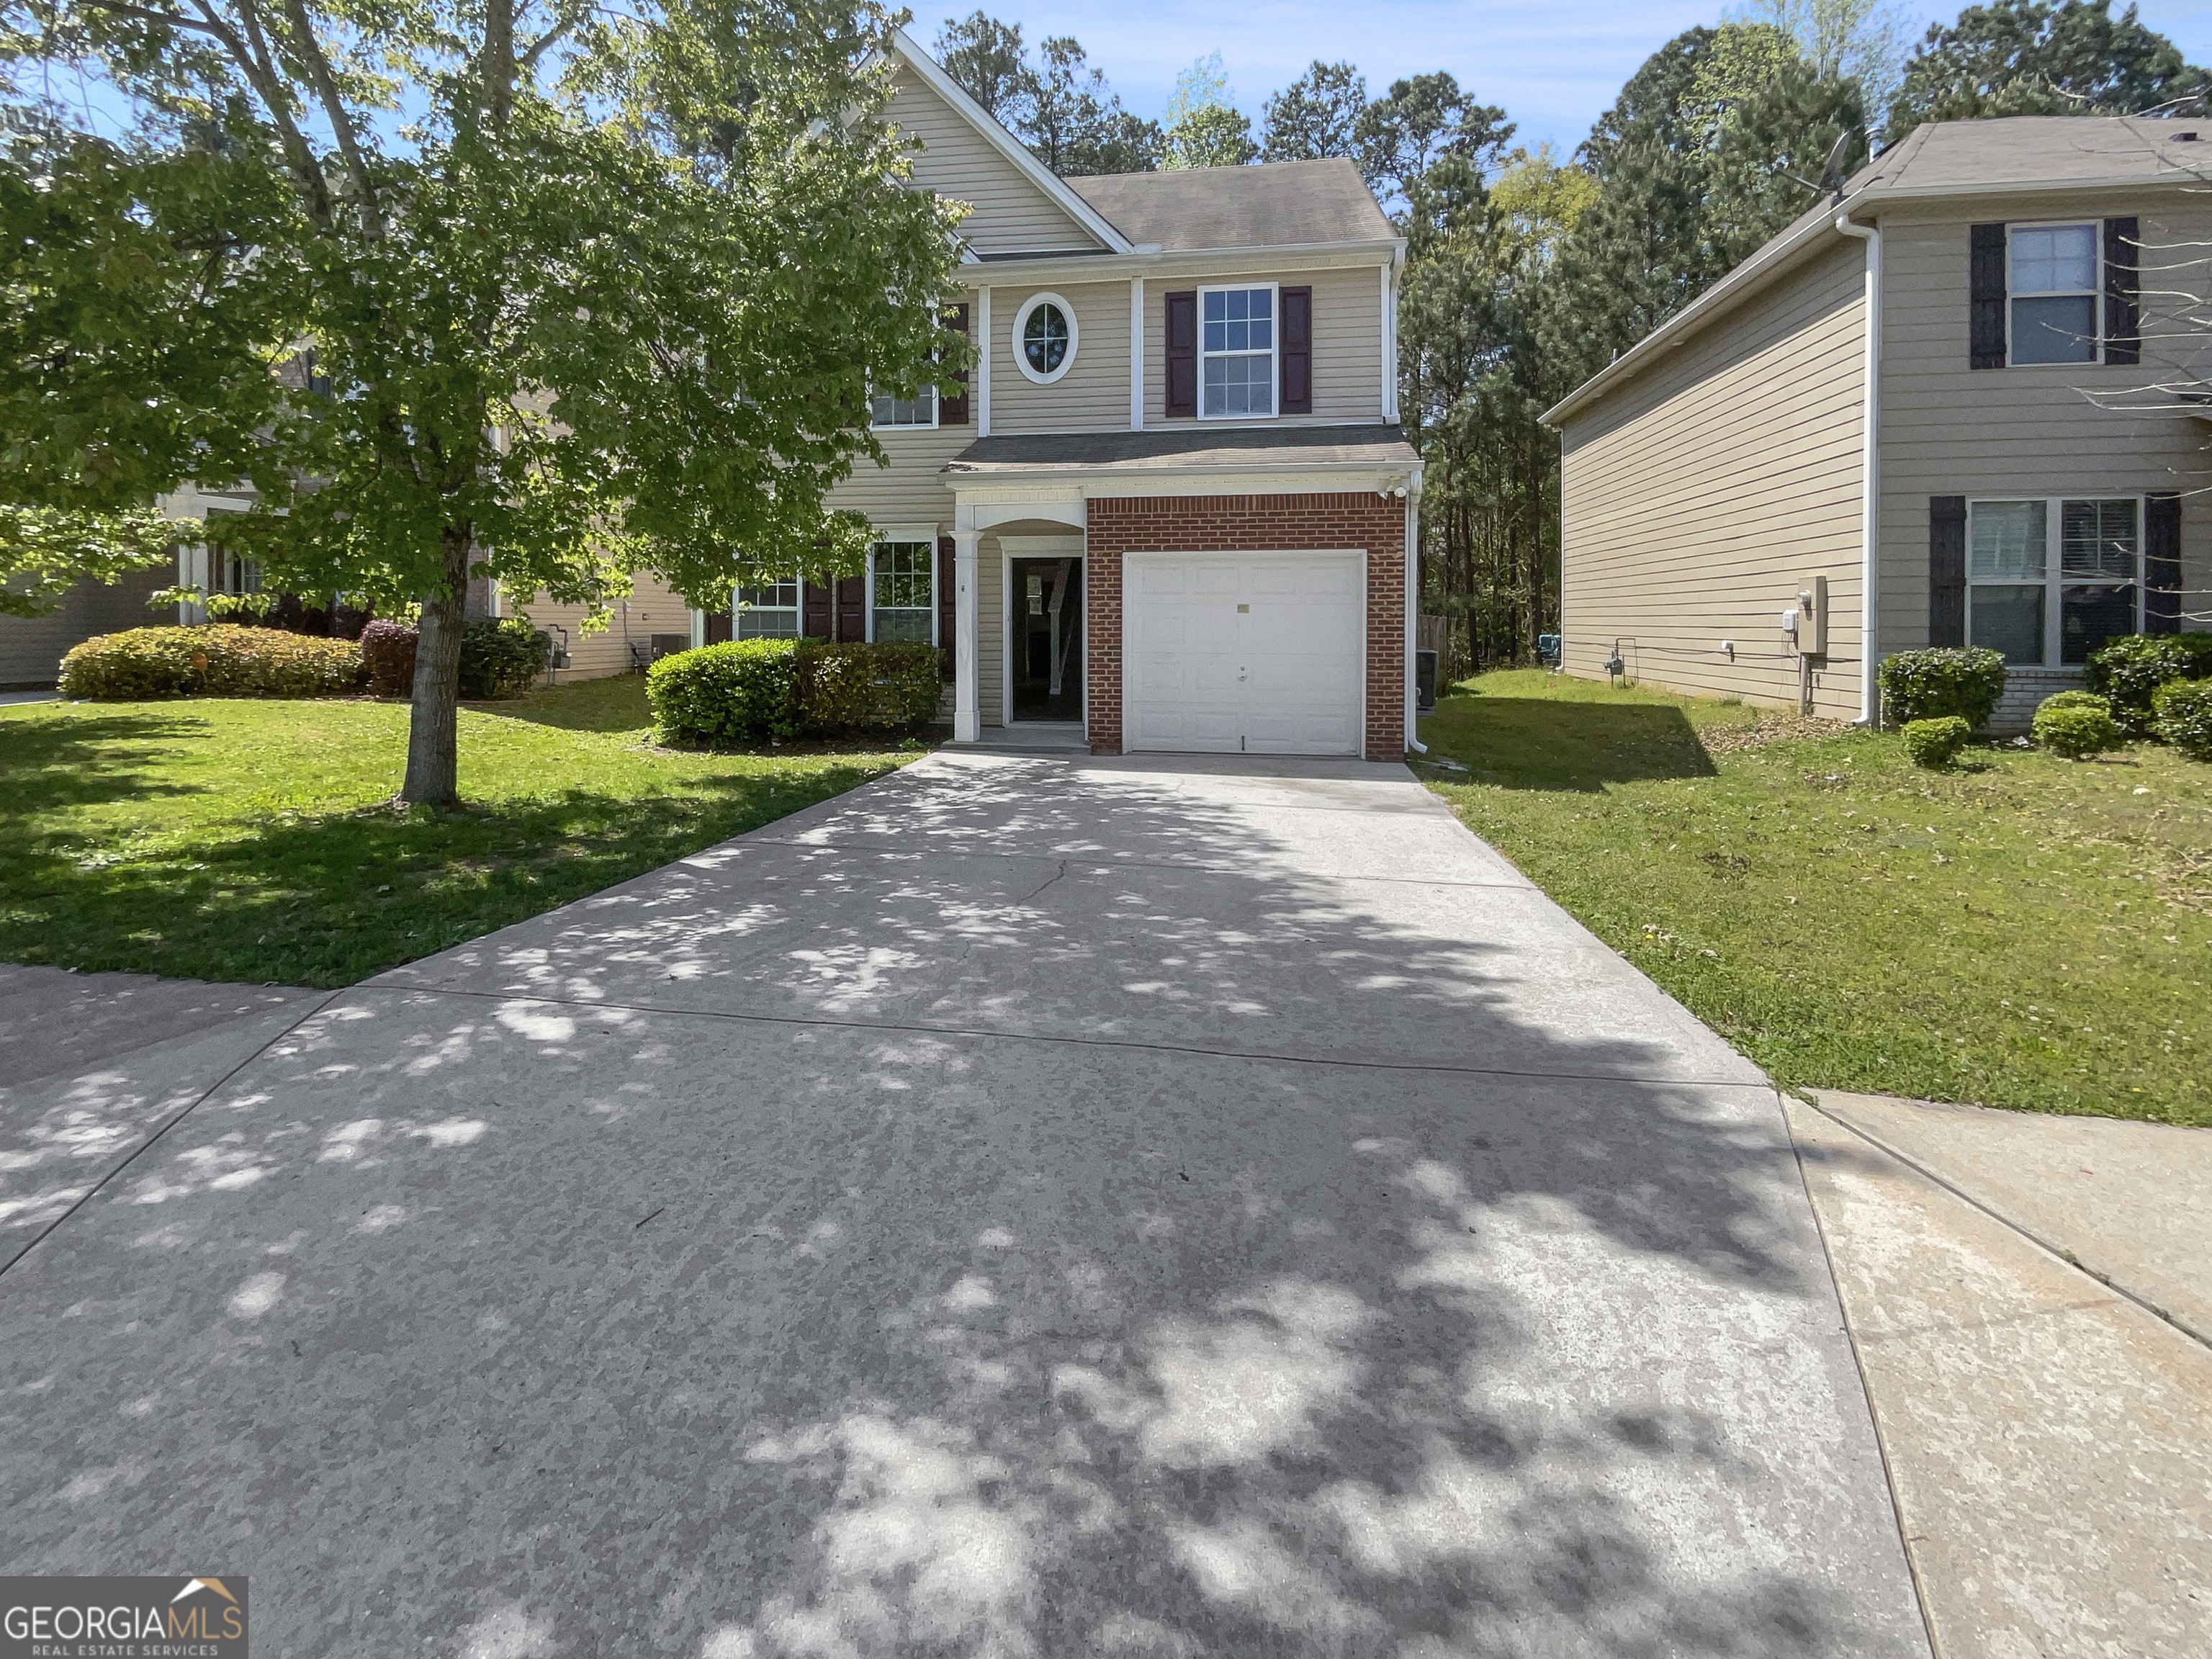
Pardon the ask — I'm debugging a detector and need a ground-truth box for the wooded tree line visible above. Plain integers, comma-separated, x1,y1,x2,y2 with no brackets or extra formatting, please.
943,1,2212,677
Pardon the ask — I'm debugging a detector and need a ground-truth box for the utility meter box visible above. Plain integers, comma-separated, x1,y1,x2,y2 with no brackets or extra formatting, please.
1793,575,1829,658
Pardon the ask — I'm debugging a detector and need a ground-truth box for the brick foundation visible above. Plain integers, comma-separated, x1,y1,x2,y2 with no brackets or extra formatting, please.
1990,665,2089,734
1084,492,1408,760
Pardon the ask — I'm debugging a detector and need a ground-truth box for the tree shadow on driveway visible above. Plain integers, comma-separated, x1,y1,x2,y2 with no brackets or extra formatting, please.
0,752,1925,1658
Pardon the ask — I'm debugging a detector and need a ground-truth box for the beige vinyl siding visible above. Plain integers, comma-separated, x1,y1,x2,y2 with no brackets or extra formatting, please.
505,575,692,681
1143,265,1387,427
887,69,1100,256
1876,192,2212,654
977,541,1004,725
1557,235,1868,717
833,422,965,530
987,281,1130,433
3,559,171,686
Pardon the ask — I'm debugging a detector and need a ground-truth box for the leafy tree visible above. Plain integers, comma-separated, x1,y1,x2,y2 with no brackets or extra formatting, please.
0,505,176,617
1018,35,1161,174
1892,0,2210,130
1355,72,1514,203
935,10,1032,119
1262,61,1367,162
1732,0,1915,126
1164,53,1254,168
4,0,961,806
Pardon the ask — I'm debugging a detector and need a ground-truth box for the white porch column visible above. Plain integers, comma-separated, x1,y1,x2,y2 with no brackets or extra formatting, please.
954,516,981,742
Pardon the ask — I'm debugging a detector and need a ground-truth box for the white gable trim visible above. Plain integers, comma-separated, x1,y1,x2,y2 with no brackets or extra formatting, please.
884,28,1135,256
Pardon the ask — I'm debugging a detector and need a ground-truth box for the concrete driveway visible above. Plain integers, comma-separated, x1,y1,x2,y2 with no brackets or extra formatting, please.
0,751,1927,1658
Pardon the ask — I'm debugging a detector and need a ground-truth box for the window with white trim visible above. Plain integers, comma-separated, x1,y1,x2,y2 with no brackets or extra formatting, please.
2009,224,2100,365
737,580,801,638
870,541,933,643
1200,284,1276,418
1967,497,2139,665
1011,293,1077,385
868,386,938,428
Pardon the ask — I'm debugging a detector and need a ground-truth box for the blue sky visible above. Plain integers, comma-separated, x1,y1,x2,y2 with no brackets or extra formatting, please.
940,1,2212,154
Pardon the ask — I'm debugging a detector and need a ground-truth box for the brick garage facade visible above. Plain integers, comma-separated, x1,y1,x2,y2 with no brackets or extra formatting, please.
1085,491,1408,759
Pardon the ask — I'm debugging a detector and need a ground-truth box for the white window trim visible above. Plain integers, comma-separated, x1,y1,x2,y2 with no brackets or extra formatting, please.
1197,280,1282,421
1965,494,2143,667
1011,292,1078,385
866,536,937,646
734,578,804,639
868,383,940,430
2005,220,2104,369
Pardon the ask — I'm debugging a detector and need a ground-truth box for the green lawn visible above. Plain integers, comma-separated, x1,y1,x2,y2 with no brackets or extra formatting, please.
1416,670,2211,1125
0,675,922,987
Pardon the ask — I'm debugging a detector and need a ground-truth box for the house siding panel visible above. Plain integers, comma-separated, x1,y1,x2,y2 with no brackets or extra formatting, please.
886,69,1100,255
1876,193,2212,661
1084,492,1406,759
505,575,693,681
1557,235,1869,718
988,281,1132,433
1144,266,1386,428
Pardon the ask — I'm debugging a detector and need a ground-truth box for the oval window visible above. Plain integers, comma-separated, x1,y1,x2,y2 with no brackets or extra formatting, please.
1024,304,1069,374
1012,293,1078,383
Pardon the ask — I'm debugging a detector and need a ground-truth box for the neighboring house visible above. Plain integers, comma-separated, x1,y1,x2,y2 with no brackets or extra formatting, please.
518,29,1422,757
1542,117,2212,732
0,565,170,689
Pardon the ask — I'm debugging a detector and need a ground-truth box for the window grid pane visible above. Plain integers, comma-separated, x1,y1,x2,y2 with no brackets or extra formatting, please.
1969,500,2047,580
870,387,937,427
2061,498,2138,578
1969,584,2045,665
737,580,801,639
2012,224,2096,294
871,541,933,642
1199,287,1276,418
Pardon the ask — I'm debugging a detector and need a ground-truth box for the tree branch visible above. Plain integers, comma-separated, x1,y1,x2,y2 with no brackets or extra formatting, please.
211,0,336,230
275,0,385,238
518,1,588,73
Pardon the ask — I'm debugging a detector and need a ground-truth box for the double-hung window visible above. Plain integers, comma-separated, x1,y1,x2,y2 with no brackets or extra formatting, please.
869,541,933,643
737,579,801,639
1200,284,1277,418
1967,497,2140,665
869,386,938,428
2009,224,2100,365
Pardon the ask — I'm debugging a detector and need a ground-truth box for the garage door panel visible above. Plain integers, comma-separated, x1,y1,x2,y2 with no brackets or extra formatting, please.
1123,552,1365,757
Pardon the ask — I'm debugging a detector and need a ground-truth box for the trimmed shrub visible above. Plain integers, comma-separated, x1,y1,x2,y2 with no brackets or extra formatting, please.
361,620,418,698
2153,678,2212,761
2086,633,2212,737
2036,688,2110,714
457,617,552,699
648,639,805,745
1876,647,2008,729
1902,715,1972,770
58,624,363,701
648,639,945,747
2032,700,2121,760
798,641,943,732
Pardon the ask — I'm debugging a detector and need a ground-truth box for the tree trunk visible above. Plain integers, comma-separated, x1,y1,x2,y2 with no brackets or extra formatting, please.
401,529,473,808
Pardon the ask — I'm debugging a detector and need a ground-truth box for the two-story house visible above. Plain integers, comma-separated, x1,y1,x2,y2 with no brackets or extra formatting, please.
514,30,1421,758
1542,117,2212,731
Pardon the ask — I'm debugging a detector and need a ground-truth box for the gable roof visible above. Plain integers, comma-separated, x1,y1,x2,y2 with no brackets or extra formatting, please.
1542,115,2211,427
1065,158,1396,252
883,29,1133,255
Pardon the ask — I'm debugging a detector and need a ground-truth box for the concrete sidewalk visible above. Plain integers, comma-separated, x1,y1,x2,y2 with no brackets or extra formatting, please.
1790,1092,2212,1659
0,751,1926,1657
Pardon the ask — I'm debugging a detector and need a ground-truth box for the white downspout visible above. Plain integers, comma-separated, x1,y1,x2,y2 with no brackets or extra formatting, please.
1403,475,1426,753
1834,213,1881,725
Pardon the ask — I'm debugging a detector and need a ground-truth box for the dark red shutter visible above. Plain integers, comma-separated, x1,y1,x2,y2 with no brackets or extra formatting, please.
937,535,958,675
939,303,971,424
2146,491,2181,634
1165,290,1197,418
1929,496,1967,647
1970,223,2007,369
836,575,866,642
2103,217,2140,366
802,576,832,639
1280,285,1313,415
705,606,734,644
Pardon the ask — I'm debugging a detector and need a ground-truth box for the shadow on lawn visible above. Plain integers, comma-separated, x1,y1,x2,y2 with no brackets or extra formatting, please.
0,762,891,988
1425,693,1719,792
0,710,219,813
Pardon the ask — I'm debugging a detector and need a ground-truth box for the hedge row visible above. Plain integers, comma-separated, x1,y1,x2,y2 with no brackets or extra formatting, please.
647,639,942,745
58,625,364,701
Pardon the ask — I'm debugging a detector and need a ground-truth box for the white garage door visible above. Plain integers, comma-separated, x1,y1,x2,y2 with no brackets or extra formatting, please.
1123,551,1365,755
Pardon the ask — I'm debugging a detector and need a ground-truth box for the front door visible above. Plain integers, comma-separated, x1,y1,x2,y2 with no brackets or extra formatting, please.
1010,557,1082,721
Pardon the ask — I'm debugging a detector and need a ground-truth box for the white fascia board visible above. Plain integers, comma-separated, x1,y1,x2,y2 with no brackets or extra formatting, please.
957,239,1403,289
884,30,1134,256
946,462,1419,497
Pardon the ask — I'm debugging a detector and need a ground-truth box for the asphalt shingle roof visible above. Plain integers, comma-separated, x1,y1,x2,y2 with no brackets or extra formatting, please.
1064,158,1395,251
945,423,1418,474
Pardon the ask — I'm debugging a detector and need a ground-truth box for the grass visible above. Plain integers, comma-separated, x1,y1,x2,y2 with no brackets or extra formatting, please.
1415,670,2211,1126
0,675,924,988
